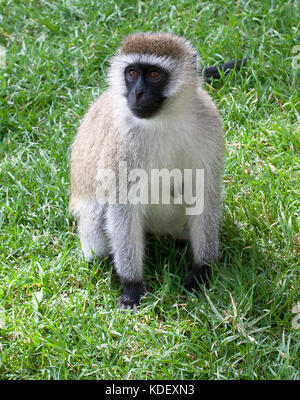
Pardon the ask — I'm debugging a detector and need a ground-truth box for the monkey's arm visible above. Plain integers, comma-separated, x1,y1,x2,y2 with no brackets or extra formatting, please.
201,58,247,80
106,204,147,308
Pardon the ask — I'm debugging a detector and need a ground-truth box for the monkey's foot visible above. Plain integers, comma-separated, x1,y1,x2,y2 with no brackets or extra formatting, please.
185,263,211,291
117,281,147,309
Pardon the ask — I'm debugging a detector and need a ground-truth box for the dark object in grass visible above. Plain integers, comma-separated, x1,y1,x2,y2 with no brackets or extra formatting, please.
202,58,248,80
185,262,211,291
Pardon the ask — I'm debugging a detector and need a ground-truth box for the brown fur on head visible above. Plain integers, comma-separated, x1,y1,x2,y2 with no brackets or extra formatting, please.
120,32,195,61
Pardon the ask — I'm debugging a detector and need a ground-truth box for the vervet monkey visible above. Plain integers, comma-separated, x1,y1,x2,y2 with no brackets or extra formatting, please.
70,32,233,308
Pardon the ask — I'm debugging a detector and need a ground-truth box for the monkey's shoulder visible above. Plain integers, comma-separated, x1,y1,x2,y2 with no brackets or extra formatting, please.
70,90,119,201
78,90,114,134
195,87,221,116
192,87,223,135
71,89,118,153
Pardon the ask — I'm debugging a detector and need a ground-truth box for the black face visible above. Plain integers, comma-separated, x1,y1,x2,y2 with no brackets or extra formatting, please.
124,63,169,119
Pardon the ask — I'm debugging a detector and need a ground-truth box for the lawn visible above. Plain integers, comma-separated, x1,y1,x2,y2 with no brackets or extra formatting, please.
0,0,299,379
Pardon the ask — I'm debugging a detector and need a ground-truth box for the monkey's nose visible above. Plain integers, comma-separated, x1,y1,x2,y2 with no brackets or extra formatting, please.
136,90,146,105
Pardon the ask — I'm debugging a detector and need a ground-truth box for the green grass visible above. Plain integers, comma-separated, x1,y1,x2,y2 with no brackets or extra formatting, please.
0,0,299,380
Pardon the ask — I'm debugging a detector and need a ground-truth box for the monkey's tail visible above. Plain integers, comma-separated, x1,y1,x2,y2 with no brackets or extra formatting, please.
201,58,247,79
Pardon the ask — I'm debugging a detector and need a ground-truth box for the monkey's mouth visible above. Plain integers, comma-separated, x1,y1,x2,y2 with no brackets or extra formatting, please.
129,98,166,119
130,106,158,119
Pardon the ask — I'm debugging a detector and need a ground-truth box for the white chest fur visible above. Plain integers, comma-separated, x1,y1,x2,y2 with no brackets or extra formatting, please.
123,106,203,235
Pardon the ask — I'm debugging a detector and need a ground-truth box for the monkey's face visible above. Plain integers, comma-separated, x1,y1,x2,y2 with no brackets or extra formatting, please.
124,63,169,119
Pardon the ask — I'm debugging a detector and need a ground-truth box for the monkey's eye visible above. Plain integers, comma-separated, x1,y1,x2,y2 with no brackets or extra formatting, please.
128,69,138,78
149,70,160,80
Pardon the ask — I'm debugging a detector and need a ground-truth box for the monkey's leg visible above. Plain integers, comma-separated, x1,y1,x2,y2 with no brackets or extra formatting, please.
77,203,109,261
186,204,220,291
106,204,146,309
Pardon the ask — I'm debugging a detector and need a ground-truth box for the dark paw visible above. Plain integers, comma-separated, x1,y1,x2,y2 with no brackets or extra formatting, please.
117,294,139,309
117,281,147,309
185,263,211,291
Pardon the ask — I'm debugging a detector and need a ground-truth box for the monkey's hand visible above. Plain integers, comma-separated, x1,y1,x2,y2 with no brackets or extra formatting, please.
117,281,147,309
